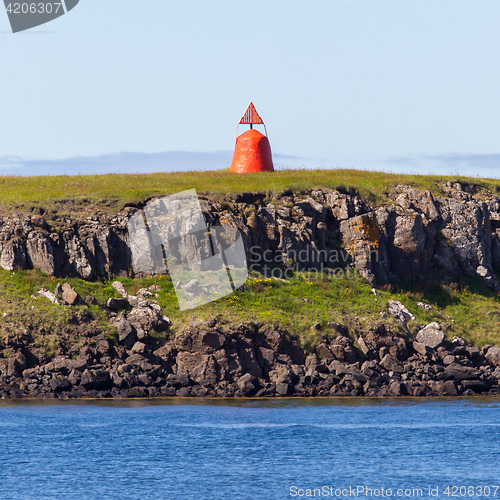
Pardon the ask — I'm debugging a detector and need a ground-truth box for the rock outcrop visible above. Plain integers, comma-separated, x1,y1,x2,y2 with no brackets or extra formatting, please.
2,183,500,292
0,321,499,399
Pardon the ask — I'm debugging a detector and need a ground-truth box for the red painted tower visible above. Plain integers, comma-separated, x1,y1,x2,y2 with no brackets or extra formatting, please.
229,103,274,174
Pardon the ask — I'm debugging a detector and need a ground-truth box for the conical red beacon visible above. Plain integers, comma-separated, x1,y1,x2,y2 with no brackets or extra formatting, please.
229,103,274,174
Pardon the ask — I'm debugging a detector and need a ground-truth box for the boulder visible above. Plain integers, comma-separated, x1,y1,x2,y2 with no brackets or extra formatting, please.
445,363,482,381
461,379,490,393
199,331,225,351
443,355,456,366
80,369,112,390
485,346,500,366
387,300,415,322
7,352,27,377
36,288,58,304
416,322,445,349
176,352,218,385
262,329,285,351
238,346,263,379
50,376,71,393
63,232,94,280
236,373,258,396
85,295,97,305
379,354,404,373
114,314,137,350
131,342,146,354
269,365,292,385
185,279,200,293
257,347,275,368
129,306,169,331
62,284,79,305
329,337,358,363
443,380,459,396
315,343,333,360
111,281,128,298
107,297,129,311
276,383,294,396
389,381,408,396
413,342,433,358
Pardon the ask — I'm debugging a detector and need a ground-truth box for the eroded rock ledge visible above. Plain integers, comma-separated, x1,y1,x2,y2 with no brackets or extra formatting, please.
1,321,499,399
1,182,500,290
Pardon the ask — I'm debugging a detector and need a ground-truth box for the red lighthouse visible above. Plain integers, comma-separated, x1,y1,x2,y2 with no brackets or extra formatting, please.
229,102,274,174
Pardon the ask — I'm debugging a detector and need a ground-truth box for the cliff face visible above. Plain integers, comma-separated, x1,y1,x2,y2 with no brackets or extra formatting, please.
1,182,500,291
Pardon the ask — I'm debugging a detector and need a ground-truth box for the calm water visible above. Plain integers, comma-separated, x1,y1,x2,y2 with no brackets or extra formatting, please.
0,398,499,500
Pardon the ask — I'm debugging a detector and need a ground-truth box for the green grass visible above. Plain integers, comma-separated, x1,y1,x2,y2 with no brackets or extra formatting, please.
1,168,499,210
2,267,500,357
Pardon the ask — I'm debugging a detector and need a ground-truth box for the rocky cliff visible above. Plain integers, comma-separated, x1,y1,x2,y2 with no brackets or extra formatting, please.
1,181,500,291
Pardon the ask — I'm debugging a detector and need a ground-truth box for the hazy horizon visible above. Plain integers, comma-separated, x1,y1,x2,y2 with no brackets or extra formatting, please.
1,150,500,179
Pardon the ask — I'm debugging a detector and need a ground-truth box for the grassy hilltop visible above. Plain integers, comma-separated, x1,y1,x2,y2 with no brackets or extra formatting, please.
1,167,500,209
1,168,500,357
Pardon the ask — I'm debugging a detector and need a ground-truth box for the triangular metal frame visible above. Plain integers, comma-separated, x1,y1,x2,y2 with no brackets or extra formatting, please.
236,102,268,137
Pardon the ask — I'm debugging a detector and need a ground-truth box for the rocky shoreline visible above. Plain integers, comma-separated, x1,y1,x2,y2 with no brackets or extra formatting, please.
2,302,500,399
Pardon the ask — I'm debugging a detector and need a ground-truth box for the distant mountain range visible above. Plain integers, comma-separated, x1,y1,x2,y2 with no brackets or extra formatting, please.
0,151,312,177
1,150,499,178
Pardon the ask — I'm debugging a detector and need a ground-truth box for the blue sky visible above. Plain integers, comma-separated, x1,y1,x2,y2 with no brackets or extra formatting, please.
1,1,500,177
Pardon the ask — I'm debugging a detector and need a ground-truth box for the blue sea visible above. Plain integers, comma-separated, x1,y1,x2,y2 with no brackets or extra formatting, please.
0,398,499,500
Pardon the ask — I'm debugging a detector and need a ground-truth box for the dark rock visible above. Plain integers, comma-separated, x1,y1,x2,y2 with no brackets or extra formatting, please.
262,329,285,351
131,342,147,355
329,337,357,363
85,295,98,305
161,387,177,397
165,374,191,389
7,352,27,377
112,375,125,389
191,386,210,397
237,374,258,396
327,322,347,335
115,314,137,350
485,346,500,366
445,363,482,381
413,342,434,358
124,387,149,398
443,355,456,366
176,387,191,397
200,331,225,351
389,381,408,396
461,380,491,393
276,383,294,396
49,376,71,393
315,343,333,360
379,354,404,373
106,298,129,311
466,346,480,359
80,369,112,390
443,380,459,396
